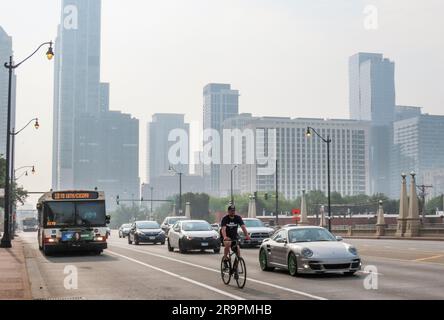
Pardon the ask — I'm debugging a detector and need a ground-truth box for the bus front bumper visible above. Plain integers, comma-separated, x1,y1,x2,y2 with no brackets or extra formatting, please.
44,241,107,252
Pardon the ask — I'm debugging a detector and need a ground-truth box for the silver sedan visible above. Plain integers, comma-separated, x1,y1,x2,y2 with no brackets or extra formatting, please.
259,226,361,276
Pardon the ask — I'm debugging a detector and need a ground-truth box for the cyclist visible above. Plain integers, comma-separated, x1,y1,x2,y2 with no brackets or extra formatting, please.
221,205,250,268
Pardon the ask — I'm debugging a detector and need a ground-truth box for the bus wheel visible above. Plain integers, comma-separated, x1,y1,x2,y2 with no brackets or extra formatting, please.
43,244,52,256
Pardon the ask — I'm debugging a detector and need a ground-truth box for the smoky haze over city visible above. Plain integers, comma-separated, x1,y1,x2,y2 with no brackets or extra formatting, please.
1,0,444,304
0,0,443,208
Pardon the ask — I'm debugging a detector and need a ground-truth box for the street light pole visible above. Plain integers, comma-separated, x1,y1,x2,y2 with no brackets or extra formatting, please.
1,56,14,248
169,165,183,215
275,159,279,227
1,41,53,249
306,127,332,232
230,165,238,206
9,119,38,239
150,187,154,217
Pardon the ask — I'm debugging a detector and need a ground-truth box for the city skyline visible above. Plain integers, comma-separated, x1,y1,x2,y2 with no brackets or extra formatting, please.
0,0,443,207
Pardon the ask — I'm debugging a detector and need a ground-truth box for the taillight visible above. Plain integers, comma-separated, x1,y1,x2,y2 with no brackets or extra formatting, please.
94,236,106,242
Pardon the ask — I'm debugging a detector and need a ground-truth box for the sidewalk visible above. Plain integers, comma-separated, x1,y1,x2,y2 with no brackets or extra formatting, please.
0,236,32,300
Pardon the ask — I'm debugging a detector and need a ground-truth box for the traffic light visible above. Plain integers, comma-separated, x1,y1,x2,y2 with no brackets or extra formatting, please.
116,195,120,206
264,193,268,200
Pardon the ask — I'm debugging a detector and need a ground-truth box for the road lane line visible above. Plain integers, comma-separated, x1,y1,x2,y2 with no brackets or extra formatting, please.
414,254,444,262
107,250,245,301
109,244,328,300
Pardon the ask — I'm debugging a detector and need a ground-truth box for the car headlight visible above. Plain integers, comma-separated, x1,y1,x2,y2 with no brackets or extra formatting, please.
301,248,313,258
348,246,358,255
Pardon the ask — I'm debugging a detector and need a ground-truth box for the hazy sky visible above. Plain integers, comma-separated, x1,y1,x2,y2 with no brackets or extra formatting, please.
1,0,443,207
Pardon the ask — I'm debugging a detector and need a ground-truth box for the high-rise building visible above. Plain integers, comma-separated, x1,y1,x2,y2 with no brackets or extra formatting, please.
99,82,110,113
222,115,371,199
0,26,16,159
203,83,239,195
52,1,140,207
390,114,444,198
97,111,139,210
53,0,102,190
349,53,396,195
395,105,422,121
147,114,189,183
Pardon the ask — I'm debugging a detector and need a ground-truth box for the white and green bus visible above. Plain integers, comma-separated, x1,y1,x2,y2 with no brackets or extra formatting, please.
37,191,110,255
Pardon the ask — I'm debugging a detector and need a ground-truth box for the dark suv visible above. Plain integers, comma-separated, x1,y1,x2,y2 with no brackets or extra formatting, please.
128,221,166,245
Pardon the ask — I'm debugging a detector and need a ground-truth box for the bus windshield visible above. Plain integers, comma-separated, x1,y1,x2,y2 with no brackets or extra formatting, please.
44,201,106,227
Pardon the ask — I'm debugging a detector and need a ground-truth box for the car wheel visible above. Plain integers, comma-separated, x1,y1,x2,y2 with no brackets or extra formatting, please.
213,247,221,254
167,239,174,252
288,252,298,277
179,240,187,254
160,241,165,245
128,235,133,245
259,248,274,272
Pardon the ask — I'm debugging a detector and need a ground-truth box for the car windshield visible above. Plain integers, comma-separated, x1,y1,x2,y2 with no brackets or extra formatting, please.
288,228,336,243
244,219,264,228
137,222,160,229
182,221,212,231
168,217,187,225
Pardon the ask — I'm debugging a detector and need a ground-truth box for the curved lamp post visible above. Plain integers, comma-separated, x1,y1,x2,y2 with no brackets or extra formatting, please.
1,42,53,249
169,165,183,215
306,127,332,232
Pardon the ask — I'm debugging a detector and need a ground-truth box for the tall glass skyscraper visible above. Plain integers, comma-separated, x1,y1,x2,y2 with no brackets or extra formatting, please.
202,83,239,195
52,0,102,190
349,53,396,195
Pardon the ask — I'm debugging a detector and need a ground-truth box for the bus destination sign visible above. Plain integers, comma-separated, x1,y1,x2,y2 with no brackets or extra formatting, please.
52,192,99,200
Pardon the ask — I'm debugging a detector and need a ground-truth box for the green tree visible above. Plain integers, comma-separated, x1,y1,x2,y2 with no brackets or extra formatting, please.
0,157,28,209
426,195,444,214
109,204,145,228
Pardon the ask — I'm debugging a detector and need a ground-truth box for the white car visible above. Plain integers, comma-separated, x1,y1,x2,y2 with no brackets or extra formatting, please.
238,218,275,248
167,220,221,254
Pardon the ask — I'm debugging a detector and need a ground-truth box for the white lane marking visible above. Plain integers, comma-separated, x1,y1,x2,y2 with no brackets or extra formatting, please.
408,248,417,250
109,244,328,301
357,270,384,276
384,246,392,249
107,250,245,301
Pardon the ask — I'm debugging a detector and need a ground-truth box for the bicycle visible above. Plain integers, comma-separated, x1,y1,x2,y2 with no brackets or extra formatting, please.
220,240,247,289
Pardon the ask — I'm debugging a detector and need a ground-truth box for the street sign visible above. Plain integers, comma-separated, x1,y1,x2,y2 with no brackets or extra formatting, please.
292,208,300,215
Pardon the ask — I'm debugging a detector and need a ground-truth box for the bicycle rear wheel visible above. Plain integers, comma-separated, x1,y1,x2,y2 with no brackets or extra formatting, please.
220,257,232,285
235,257,247,289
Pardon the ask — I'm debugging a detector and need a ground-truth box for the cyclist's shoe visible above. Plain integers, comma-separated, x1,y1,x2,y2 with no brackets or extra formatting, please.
223,258,230,271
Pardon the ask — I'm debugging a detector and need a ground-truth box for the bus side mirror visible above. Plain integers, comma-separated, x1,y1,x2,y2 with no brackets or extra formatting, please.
106,215,111,224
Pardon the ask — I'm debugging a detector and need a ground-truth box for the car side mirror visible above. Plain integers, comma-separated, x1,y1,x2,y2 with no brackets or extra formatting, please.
336,236,343,241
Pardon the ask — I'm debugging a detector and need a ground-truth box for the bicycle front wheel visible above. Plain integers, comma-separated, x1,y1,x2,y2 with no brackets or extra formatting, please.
221,257,232,285
235,257,247,289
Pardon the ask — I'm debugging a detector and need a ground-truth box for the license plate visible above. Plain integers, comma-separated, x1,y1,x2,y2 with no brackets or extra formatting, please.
201,242,208,246
149,236,156,240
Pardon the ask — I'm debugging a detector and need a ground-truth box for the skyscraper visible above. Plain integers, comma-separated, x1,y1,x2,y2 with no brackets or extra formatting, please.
52,0,140,207
0,26,16,159
349,53,396,195
53,0,102,190
390,115,444,198
147,113,189,183
203,83,239,195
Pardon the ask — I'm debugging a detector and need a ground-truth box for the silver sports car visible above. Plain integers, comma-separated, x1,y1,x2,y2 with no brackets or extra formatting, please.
259,226,361,276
